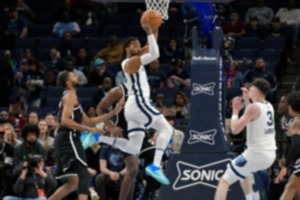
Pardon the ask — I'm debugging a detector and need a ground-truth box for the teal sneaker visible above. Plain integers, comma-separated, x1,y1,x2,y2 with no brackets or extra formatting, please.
146,163,170,185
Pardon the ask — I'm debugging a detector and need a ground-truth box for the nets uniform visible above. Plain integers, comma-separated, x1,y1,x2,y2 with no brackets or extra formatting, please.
224,102,277,184
54,91,87,179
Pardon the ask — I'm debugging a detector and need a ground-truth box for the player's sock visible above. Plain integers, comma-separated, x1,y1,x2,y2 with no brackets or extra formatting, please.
245,193,254,200
153,132,172,167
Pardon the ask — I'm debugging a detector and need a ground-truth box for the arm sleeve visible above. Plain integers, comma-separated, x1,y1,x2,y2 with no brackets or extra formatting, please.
285,136,300,167
140,34,160,65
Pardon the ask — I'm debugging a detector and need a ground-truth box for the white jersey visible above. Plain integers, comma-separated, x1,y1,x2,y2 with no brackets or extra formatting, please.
121,58,151,99
246,102,277,151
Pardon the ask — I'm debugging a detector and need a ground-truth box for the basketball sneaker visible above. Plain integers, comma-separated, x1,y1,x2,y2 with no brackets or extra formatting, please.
146,163,170,185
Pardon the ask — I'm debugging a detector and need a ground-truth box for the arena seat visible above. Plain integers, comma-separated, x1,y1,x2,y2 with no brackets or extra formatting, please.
264,37,285,50
106,14,129,26
81,26,101,37
87,38,107,50
15,38,37,49
258,50,281,63
30,25,52,37
238,37,262,50
77,87,98,99
38,38,60,49
156,87,180,99
100,26,125,37
233,49,256,61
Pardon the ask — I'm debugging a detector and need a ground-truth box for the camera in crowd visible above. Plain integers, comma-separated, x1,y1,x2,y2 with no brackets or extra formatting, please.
23,154,43,169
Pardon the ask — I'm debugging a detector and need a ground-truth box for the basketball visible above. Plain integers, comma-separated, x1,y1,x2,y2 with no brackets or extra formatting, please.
141,10,163,28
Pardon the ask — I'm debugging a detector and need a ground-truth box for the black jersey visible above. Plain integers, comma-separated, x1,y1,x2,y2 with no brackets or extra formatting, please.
57,90,83,133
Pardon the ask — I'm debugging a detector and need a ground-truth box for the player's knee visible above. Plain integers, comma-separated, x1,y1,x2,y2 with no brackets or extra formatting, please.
222,168,238,186
77,169,90,195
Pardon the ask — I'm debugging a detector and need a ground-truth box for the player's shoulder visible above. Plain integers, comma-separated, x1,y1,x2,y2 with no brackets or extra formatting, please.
121,58,130,69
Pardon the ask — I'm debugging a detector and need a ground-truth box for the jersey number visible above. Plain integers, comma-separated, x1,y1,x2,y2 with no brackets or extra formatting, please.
267,111,273,126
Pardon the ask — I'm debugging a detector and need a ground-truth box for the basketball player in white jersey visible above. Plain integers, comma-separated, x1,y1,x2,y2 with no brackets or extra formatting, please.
215,78,277,200
98,18,172,185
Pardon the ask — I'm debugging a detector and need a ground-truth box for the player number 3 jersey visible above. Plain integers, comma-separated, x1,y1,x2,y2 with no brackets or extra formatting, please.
246,102,277,151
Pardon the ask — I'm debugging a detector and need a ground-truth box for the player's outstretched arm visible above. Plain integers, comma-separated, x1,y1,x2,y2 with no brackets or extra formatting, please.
124,18,159,74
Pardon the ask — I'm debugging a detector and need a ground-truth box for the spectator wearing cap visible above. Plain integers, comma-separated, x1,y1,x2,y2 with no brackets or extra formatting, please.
245,0,274,25
0,58,14,107
161,36,184,63
1,6,28,49
267,17,285,38
21,58,44,112
167,59,191,89
94,35,124,64
88,58,113,87
52,12,81,38
56,57,88,86
0,126,14,198
245,16,266,38
13,124,47,174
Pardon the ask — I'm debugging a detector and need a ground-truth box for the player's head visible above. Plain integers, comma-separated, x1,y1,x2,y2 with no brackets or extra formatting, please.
278,95,289,116
287,91,300,117
58,71,79,90
249,78,270,100
123,37,141,56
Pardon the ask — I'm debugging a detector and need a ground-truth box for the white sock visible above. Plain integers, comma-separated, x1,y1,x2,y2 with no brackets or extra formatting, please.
153,133,170,167
245,193,254,200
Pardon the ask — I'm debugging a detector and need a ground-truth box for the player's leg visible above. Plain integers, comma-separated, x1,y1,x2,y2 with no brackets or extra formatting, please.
145,115,173,185
280,175,300,200
214,177,230,200
240,176,255,200
76,161,90,200
48,176,79,200
119,155,139,200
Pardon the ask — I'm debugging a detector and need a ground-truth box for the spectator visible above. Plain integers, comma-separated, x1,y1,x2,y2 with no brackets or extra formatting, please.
0,111,9,125
77,2,103,26
1,7,28,49
85,143,102,200
172,92,190,123
42,48,65,74
167,58,191,89
3,156,57,200
244,58,277,101
275,0,300,48
92,76,114,106
58,31,77,58
245,0,274,25
3,50,17,69
8,96,27,130
13,124,47,174
95,142,127,200
267,17,285,38
38,120,54,150
57,58,88,86
114,70,125,87
224,61,244,100
147,59,167,92
222,11,245,37
44,113,56,138
20,48,35,61
0,58,14,107
2,123,22,147
88,58,113,87
21,58,45,112
154,93,166,113
15,0,35,26
0,127,14,198
76,48,92,75
85,105,97,118
94,35,124,64
14,59,29,86
161,37,184,63
52,12,81,38
28,111,39,125
245,16,266,38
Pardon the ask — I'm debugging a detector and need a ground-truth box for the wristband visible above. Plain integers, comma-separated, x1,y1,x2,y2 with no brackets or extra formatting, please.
231,115,238,121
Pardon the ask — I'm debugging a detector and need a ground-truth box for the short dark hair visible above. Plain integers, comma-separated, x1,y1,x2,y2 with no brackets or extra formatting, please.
21,124,40,139
123,37,139,49
58,71,70,88
287,91,300,113
251,78,270,96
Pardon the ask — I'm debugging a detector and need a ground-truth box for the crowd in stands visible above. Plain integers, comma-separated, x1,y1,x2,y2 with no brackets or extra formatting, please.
0,0,299,199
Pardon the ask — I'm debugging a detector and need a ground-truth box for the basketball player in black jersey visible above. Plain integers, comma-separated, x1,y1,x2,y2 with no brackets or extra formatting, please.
276,91,300,200
49,71,123,200
96,83,139,200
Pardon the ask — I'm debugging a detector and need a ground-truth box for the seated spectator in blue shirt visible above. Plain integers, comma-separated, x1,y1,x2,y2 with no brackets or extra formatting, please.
167,59,191,89
161,36,184,63
52,13,80,38
244,58,277,101
147,59,167,93
95,143,127,200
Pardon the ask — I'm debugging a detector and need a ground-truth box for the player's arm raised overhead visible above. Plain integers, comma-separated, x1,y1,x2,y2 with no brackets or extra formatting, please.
124,18,160,74
230,97,260,134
